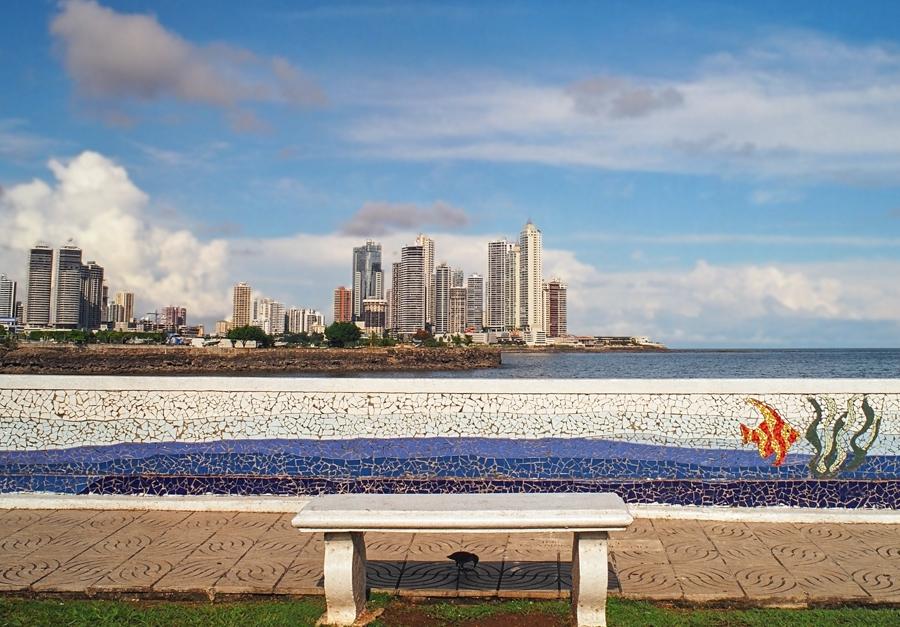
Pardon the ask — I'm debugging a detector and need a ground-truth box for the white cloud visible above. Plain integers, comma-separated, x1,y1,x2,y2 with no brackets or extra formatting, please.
0,151,229,319
344,32,900,180
3,151,899,346
51,0,324,126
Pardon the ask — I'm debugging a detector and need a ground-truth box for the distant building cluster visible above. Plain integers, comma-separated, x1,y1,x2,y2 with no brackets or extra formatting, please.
333,221,568,345
1,242,199,336
224,281,325,337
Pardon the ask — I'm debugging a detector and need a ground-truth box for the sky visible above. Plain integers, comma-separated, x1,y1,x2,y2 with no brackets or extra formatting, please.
2,0,900,347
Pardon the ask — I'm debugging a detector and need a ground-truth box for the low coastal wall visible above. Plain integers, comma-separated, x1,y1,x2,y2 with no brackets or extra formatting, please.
1,376,898,508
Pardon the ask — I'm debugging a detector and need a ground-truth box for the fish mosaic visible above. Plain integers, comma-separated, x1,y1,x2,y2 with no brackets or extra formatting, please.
739,398,800,466
806,395,882,479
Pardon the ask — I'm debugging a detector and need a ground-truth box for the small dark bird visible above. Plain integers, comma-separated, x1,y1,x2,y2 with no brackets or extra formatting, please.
448,551,479,571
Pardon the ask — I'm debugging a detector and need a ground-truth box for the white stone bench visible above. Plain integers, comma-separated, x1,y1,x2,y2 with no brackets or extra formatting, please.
292,493,633,626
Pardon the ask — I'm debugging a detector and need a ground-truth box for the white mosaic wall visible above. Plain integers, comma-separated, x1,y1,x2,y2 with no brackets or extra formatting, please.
0,376,898,456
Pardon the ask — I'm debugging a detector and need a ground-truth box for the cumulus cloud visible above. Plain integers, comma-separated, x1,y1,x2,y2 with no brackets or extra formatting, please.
0,151,229,318
340,200,470,236
50,0,324,125
345,32,900,181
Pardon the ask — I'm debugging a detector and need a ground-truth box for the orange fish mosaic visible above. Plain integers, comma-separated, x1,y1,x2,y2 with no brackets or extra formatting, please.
739,398,799,466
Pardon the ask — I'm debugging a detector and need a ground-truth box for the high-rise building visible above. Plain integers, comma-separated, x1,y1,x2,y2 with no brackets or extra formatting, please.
449,286,467,335
519,221,544,332
25,244,53,328
466,273,484,331
389,262,401,332
486,240,519,332
254,298,285,335
433,263,451,335
287,308,324,334
543,279,567,338
79,261,104,330
351,241,383,321
162,306,187,331
53,244,83,329
415,234,435,327
385,288,393,331
362,298,387,336
100,283,109,325
232,282,251,328
332,286,352,323
214,320,231,336
398,244,425,335
451,268,465,288
0,274,16,319
115,291,135,324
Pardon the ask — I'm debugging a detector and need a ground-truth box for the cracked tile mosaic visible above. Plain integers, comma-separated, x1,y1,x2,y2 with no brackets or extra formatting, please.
1,384,898,508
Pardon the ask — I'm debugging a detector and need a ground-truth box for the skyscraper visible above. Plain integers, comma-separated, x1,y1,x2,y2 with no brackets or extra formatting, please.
332,286,352,323
415,234,435,327
519,221,544,332
398,244,425,335
466,273,484,331
0,274,16,319
79,261,104,330
232,282,251,328
53,244,83,329
162,306,187,331
114,291,135,326
433,263,452,335
351,241,383,321
362,298,387,336
543,279,567,338
451,268,465,288
389,261,401,332
25,244,53,328
486,240,519,332
449,286,467,335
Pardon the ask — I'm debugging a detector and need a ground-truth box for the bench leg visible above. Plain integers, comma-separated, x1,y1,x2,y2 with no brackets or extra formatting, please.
571,531,609,627
323,531,367,625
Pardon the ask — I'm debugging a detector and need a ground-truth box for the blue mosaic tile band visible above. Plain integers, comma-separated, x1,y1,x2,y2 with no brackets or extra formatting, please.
2,438,898,508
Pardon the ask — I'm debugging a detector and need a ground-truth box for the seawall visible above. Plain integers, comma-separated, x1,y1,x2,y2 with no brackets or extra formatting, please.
0,376,897,509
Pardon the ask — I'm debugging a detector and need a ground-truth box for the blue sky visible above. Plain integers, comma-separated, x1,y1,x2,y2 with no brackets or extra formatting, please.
2,0,900,346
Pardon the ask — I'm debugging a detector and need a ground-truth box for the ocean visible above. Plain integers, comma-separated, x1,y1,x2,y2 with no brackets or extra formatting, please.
378,348,900,379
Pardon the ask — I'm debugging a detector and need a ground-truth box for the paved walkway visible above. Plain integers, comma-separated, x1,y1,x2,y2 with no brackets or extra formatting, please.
0,509,897,604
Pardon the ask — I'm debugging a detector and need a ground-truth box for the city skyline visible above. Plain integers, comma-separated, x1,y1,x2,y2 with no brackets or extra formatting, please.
2,1,900,347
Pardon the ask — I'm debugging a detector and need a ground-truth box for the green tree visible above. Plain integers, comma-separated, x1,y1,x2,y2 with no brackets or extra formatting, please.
324,322,361,348
226,325,273,347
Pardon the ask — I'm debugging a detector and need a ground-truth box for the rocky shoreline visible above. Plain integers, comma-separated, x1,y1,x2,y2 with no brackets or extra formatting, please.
0,345,501,375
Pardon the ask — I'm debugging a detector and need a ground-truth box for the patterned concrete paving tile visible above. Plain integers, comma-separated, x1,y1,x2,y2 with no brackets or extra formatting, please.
505,533,567,562
405,534,463,560
459,533,509,561
652,519,715,543
0,510,99,558
698,521,756,542
0,510,48,540
35,511,191,593
613,518,656,539
791,566,869,600
713,541,774,565
273,559,323,595
499,560,561,599
615,562,683,601
154,513,279,594
769,542,838,570
664,540,723,564
397,561,459,597
91,512,237,593
365,532,415,560
458,561,503,597
214,514,315,595
670,558,745,601
367,560,404,593
744,523,804,548
850,566,900,602
733,564,806,602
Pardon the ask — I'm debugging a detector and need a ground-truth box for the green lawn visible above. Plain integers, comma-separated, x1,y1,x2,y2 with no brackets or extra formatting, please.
0,596,898,627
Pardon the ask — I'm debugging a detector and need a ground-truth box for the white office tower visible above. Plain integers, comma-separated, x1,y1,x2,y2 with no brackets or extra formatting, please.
466,273,484,331
25,244,53,327
0,274,16,319
389,261,401,332
486,240,520,332
351,241,384,322
449,286,467,335
398,245,425,335
254,298,285,335
415,234,435,327
519,221,544,333
433,263,451,335
53,244,83,329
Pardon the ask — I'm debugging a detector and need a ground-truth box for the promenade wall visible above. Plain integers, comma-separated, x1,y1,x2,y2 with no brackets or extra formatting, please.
1,376,898,509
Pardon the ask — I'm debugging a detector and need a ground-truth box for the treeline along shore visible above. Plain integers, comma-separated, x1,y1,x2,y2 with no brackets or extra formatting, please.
0,345,501,375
